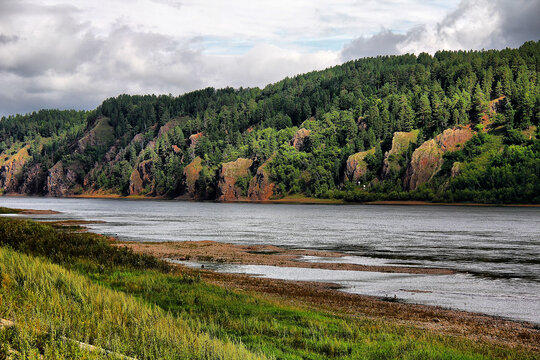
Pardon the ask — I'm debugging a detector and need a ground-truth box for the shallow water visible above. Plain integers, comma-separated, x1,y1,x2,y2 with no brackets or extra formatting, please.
1,197,539,323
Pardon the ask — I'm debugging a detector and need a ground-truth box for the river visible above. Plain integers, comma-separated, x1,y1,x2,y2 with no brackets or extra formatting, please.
1,197,539,323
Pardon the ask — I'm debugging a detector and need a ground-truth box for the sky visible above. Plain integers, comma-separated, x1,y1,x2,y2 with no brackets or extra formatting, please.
0,0,538,116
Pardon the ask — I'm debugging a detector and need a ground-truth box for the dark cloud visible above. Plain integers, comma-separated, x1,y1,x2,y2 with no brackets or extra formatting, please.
494,0,540,49
0,34,19,44
341,0,540,61
341,29,406,61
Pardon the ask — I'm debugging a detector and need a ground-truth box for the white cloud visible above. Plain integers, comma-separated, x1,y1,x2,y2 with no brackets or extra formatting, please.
0,0,536,116
341,0,540,60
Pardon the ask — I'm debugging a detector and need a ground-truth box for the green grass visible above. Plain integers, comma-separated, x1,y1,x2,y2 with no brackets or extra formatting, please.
0,215,537,359
0,207,23,214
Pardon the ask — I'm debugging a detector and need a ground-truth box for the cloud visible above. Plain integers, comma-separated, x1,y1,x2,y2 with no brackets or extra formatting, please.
341,0,539,61
341,29,407,60
0,0,536,116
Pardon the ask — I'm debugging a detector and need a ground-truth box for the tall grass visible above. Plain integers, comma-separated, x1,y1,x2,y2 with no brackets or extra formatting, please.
0,247,264,360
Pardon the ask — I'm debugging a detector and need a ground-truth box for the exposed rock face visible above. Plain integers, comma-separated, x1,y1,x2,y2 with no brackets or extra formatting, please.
404,127,474,190
128,160,155,195
382,130,419,178
404,140,443,191
217,158,253,201
76,117,114,153
46,162,78,197
437,128,474,152
0,146,30,193
157,120,179,138
451,162,464,178
182,156,203,197
188,132,204,150
19,164,44,194
129,169,143,195
345,148,375,183
248,160,275,201
291,128,311,151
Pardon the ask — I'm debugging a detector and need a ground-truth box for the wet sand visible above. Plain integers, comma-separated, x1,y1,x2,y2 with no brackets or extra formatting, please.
117,240,456,275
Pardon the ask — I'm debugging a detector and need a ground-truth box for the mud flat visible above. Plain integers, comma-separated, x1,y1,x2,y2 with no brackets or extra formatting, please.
117,240,455,275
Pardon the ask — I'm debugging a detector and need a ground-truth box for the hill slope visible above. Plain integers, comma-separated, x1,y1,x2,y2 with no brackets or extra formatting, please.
1,41,539,203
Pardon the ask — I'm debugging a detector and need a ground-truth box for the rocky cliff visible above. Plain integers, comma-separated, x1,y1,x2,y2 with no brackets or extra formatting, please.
182,156,203,198
345,148,375,183
0,146,30,193
247,160,275,201
291,128,311,151
382,130,419,178
46,161,79,197
404,127,473,190
128,160,154,195
217,158,253,201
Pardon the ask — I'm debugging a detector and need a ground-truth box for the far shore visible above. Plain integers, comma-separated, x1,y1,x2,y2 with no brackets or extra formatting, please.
3,192,540,207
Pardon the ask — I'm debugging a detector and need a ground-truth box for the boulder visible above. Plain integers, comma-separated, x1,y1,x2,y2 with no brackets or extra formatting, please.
217,158,253,201
382,130,419,178
290,128,311,151
248,160,275,201
345,148,375,183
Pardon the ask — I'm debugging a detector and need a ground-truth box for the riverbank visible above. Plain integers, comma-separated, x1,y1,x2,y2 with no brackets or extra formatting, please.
118,240,539,352
1,213,538,358
4,192,540,207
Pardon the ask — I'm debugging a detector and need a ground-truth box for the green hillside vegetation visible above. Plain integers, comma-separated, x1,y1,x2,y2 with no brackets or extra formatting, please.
0,41,539,203
0,216,537,359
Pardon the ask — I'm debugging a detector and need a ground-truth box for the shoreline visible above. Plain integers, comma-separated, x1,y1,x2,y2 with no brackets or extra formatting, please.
3,192,540,207
121,240,539,351
2,208,539,352
116,240,456,275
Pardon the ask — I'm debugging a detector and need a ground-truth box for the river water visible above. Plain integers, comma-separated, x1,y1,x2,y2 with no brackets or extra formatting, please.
1,197,539,323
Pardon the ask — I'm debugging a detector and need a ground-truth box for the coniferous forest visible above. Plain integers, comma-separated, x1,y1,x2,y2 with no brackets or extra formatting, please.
1,41,539,204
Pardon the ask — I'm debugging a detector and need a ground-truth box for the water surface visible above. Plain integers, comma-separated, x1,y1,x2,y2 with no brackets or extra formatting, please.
1,197,539,323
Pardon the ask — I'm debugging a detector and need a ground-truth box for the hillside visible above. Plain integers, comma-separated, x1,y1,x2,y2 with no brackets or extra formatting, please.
0,41,539,204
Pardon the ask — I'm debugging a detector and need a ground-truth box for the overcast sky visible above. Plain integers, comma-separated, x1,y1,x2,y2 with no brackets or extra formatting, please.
0,0,538,116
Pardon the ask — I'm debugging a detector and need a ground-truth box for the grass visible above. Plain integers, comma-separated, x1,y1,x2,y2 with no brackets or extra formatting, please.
0,215,537,359
0,207,23,214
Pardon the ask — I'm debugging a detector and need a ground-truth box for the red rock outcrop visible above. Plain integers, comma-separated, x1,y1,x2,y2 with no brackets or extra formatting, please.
382,130,419,178
290,128,311,151
188,132,204,150
0,146,30,193
128,160,154,195
217,158,253,201
248,160,275,201
182,156,203,197
345,148,375,183
404,127,474,190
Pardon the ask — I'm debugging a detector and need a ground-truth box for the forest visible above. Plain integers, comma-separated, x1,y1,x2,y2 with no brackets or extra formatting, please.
0,40,539,203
